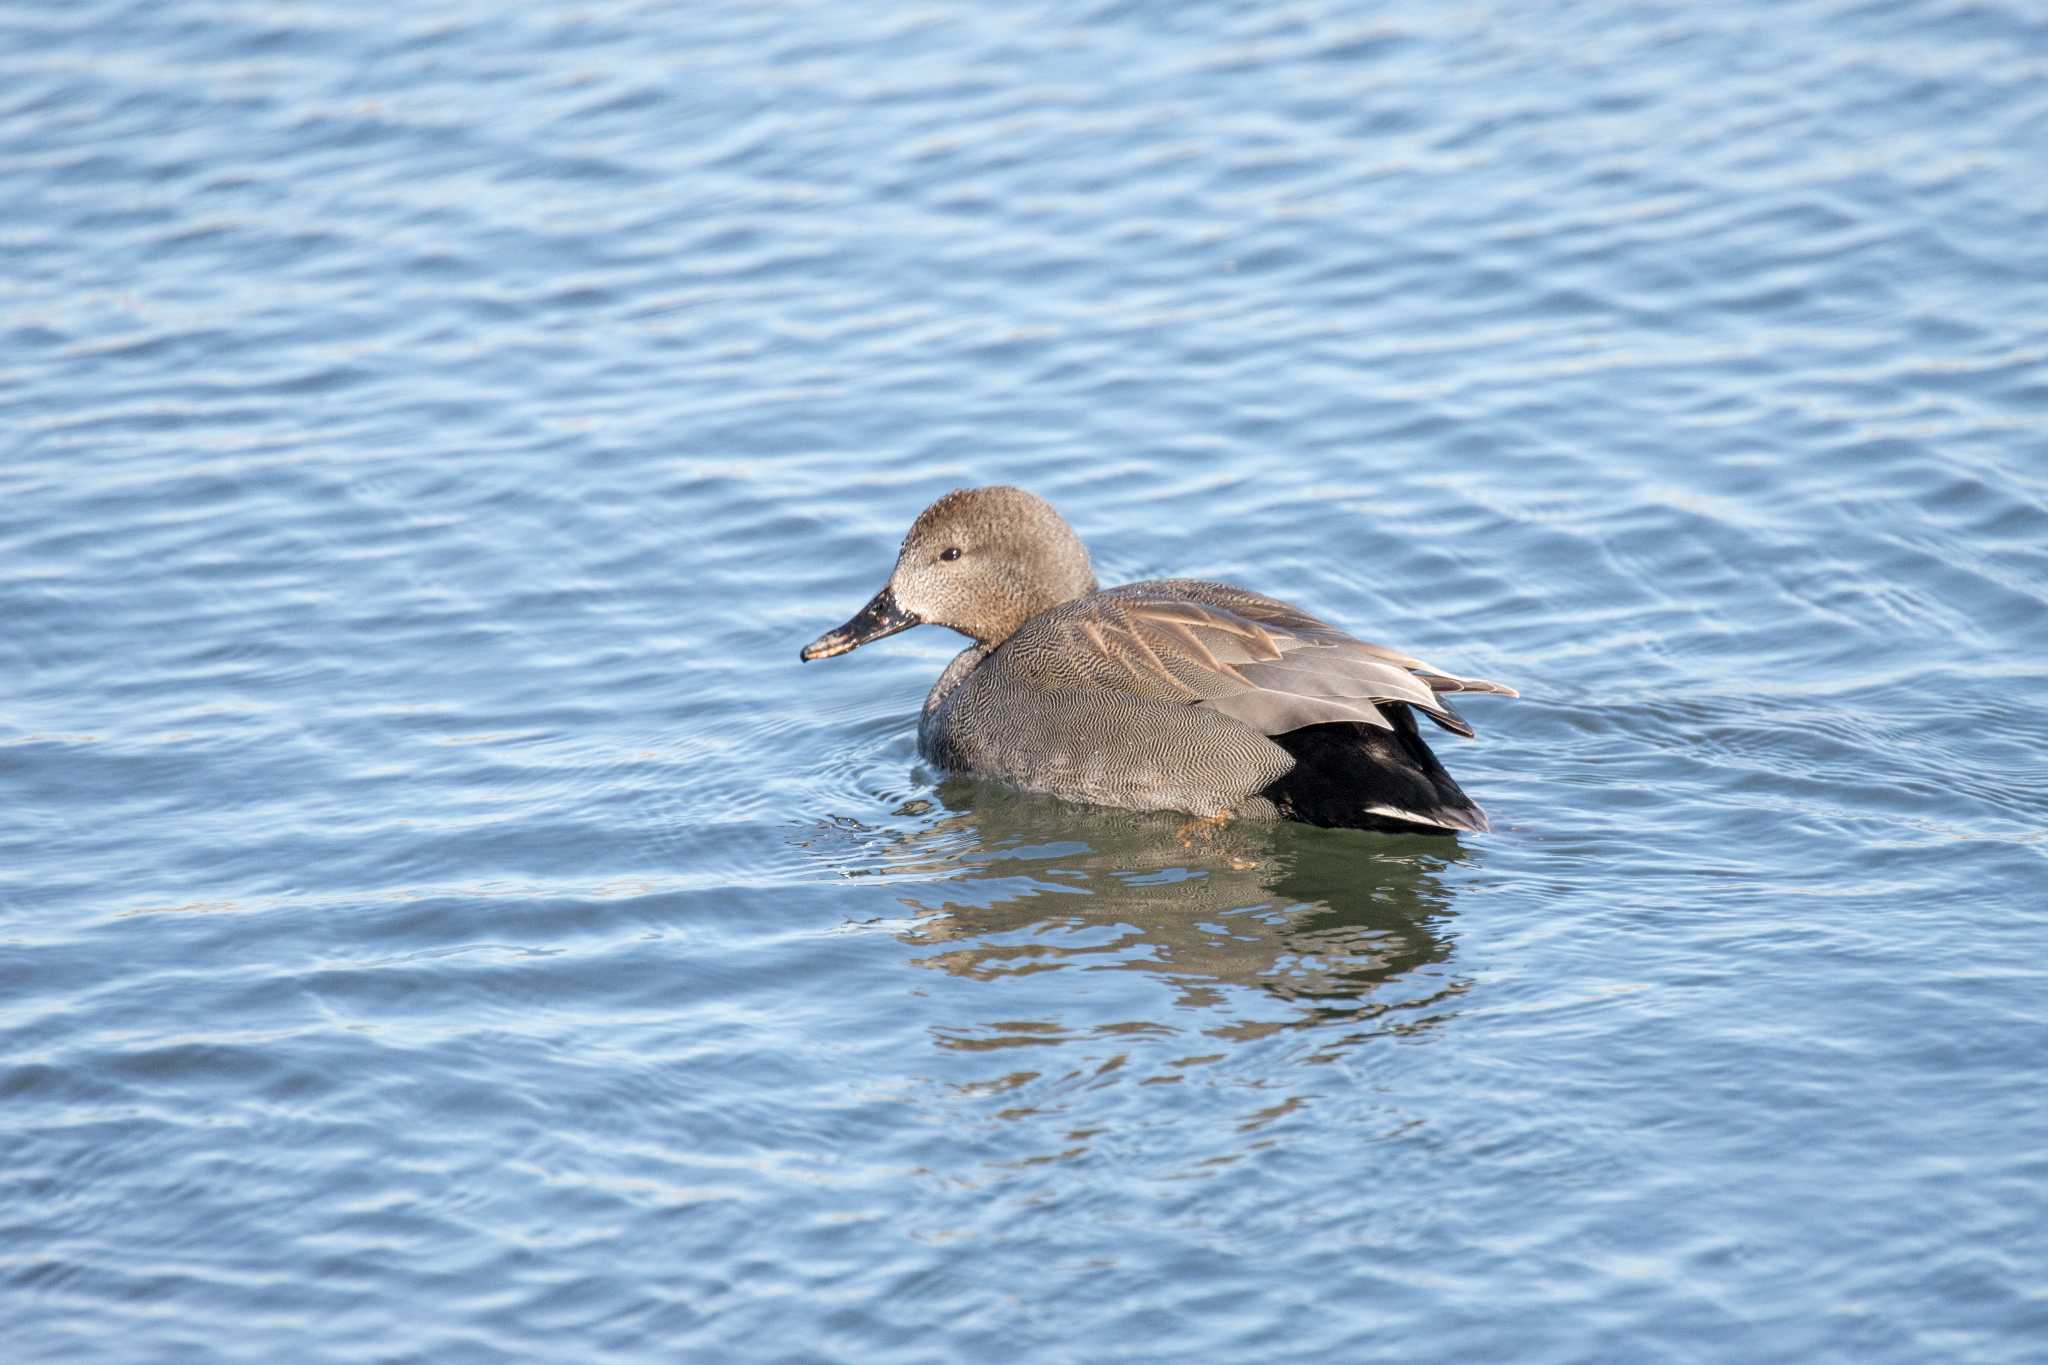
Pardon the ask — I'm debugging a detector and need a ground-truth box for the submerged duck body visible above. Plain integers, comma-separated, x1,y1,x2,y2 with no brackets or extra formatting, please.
801,487,1515,835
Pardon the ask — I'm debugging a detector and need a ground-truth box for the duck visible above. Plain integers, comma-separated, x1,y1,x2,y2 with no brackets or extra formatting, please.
800,486,1515,835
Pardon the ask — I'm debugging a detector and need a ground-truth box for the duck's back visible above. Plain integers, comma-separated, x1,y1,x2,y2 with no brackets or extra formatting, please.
974,579,1494,735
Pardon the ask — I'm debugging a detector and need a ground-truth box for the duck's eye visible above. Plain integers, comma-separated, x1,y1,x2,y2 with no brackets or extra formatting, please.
939,547,962,562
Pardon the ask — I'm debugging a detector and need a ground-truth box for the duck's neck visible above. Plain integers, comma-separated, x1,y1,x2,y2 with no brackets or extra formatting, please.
923,642,991,720
918,641,993,754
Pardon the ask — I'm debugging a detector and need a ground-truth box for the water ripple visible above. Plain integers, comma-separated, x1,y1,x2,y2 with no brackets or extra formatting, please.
6,0,2048,1360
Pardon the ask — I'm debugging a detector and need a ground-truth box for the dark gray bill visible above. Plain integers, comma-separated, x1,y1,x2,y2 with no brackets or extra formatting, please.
800,585,920,661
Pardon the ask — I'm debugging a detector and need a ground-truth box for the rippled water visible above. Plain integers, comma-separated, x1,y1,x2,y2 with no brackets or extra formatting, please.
6,1,2047,1360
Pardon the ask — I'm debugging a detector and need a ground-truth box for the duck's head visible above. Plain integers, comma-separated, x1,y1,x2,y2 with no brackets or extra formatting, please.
801,486,1098,661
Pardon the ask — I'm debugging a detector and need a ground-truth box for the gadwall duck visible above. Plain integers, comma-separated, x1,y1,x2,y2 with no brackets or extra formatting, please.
801,487,1515,835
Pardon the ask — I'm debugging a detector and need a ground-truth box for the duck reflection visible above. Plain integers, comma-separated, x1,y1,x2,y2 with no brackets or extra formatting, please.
873,779,1473,1046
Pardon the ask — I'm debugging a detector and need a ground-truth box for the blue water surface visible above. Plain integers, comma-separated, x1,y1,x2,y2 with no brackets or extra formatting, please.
4,1,2046,1360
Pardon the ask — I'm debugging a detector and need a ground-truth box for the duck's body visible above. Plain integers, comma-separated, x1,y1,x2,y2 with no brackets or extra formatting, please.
803,488,1514,836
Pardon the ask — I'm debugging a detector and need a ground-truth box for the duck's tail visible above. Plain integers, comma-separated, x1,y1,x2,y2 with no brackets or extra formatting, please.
1259,705,1489,835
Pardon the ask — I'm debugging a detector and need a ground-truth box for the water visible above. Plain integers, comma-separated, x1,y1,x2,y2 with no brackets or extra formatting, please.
5,1,2046,1359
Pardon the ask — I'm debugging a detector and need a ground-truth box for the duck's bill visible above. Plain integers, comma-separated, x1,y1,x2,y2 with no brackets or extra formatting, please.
800,586,921,661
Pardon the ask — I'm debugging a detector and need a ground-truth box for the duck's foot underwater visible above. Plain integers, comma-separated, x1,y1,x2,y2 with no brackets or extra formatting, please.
1174,810,1234,847
1171,811,1262,868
